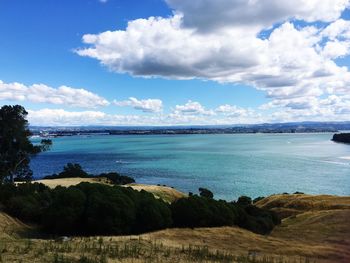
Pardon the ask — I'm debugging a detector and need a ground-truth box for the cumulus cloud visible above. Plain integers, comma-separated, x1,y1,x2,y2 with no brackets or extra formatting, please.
215,104,255,117
0,80,109,108
26,95,350,126
28,109,141,126
74,0,350,123
27,101,263,126
75,1,350,89
113,97,163,112
173,101,214,116
166,0,350,32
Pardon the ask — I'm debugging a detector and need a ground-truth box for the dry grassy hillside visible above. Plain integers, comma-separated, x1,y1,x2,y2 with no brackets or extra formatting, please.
256,194,350,219
0,190,349,262
0,212,30,240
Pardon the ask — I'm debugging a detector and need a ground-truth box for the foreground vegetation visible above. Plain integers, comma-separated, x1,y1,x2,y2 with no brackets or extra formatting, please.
0,236,317,263
2,192,350,262
0,181,280,236
42,163,135,185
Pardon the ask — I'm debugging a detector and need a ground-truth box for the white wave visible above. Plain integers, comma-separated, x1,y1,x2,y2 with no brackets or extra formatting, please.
115,160,132,164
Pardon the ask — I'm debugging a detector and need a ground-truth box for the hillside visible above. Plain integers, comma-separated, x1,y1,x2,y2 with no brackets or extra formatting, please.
0,212,30,240
0,193,349,262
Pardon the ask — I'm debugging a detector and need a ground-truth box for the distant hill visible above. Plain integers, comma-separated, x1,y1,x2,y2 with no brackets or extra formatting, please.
30,121,350,137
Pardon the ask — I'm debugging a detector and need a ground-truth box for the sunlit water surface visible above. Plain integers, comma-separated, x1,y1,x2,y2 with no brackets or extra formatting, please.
31,133,350,200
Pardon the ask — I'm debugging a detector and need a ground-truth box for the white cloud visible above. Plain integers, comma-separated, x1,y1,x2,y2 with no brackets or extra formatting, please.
166,0,350,32
76,1,350,101
113,97,163,113
73,1,350,123
26,93,350,127
0,80,109,108
28,109,152,126
174,101,214,116
322,19,350,40
27,102,261,126
215,104,254,117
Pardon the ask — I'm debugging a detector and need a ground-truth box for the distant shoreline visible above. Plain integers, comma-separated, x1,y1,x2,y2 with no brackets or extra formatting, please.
31,128,342,138
29,122,350,137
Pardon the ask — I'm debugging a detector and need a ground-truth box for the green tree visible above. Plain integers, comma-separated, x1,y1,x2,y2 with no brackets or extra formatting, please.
0,105,52,183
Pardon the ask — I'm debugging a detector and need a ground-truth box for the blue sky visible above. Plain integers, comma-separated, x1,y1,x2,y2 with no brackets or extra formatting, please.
1,0,350,126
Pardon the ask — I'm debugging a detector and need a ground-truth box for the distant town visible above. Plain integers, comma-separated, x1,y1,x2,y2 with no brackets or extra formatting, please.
30,121,350,137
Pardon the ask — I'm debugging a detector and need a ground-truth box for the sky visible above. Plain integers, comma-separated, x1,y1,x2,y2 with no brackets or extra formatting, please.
1,0,350,126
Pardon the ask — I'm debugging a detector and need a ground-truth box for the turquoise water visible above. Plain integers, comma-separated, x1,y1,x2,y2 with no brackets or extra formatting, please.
31,133,350,200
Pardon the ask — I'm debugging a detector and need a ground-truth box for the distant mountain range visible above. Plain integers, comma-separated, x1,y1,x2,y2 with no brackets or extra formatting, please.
30,121,350,137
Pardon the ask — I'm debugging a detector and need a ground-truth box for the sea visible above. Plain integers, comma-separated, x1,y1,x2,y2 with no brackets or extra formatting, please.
31,133,350,201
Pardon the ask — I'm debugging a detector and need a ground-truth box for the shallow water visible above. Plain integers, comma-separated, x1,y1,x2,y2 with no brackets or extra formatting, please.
31,133,350,200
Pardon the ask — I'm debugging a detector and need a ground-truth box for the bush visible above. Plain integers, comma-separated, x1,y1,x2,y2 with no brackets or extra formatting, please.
171,195,237,228
44,163,88,179
235,204,281,234
78,183,136,235
7,195,42,222
237,196,252,206
42,186,86,234
135,190,173,232
0,183,50,222
97,172,135,185
0,182,172,236
0,182,280,236
43,164,135,186
198,187,214,199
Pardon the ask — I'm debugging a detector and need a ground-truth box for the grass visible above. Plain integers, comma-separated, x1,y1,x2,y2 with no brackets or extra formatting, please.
0,236,317,263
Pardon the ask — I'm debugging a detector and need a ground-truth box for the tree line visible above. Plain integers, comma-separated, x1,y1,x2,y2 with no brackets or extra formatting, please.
0,182,280,236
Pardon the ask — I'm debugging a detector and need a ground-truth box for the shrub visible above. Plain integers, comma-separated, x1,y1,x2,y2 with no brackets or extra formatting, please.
77,183,136,235
43,165,135,186
235,204,281,234
0,182,172,236
7,195,41,222
135,190,173,232
198,187,214,199
0,182,280,236
97,172,135,185
42,186,87,234
237,196,252,206
171,195,237,228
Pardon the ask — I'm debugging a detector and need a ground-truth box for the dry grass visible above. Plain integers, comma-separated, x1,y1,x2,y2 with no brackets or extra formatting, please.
1,192,349,262
255,194,350,215
0,212,31,240
34,177,111,188
125,184,186,203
